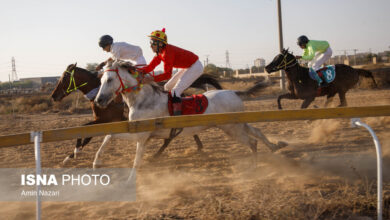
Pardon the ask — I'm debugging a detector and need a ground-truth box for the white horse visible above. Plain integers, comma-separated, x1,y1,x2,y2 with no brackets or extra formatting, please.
94,61,286,181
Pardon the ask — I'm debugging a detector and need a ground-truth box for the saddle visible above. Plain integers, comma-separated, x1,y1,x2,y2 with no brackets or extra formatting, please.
167,93,208,116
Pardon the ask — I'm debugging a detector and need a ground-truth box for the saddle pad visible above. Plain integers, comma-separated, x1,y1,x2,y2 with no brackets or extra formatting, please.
317,65,336,83
168,93,208,116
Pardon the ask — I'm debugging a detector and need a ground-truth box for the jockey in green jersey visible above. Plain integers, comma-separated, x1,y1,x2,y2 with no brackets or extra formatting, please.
295,35,333,87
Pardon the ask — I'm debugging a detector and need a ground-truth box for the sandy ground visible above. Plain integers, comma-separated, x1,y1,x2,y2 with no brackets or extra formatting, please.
0,87,389,219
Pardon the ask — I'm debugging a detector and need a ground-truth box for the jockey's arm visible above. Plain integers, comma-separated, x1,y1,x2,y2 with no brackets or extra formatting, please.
95,58,114,71
139,56,161,73
301,46,315,61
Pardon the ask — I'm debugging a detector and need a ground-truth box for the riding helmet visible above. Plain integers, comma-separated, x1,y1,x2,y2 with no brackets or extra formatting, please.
148,28,167,44
99,35,114,48
297,35,309,46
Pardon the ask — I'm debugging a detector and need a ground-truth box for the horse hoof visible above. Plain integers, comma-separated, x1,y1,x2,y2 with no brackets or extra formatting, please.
277,141,288,148
270,141,288,152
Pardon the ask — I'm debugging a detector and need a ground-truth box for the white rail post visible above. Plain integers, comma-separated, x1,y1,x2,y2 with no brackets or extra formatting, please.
351,118,382,220
31,131,42,220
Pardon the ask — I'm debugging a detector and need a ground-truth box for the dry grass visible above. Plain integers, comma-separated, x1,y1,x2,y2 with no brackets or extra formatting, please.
0,92,91,114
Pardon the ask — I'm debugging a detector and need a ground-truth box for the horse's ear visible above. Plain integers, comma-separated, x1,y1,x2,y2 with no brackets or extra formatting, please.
74,62,77,67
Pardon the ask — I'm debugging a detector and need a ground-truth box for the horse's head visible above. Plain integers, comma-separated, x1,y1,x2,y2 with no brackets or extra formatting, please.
265,49,297,73
51,63,77,101
95,60,140,108
51,63,95,101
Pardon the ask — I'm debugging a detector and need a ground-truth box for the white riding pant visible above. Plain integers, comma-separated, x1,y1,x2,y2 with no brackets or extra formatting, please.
308,47,333,71
164,60,204,97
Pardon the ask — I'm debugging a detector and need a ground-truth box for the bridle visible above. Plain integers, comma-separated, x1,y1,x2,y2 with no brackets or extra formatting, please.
104,68,144,96
275,52,298,70
65,69,88,93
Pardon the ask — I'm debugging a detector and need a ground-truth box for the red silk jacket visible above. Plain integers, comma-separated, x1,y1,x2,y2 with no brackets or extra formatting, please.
140,44,198,82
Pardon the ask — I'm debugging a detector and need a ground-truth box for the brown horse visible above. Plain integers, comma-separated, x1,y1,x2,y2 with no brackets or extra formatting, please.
51,63,223,164
265,49,377,109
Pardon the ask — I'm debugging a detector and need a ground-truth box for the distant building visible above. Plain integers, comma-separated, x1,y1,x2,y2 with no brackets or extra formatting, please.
254,58,266,67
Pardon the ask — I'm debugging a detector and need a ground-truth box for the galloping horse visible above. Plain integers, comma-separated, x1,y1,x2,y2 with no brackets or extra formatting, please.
94,61,287,181
51,63,223,164
265,49,377,109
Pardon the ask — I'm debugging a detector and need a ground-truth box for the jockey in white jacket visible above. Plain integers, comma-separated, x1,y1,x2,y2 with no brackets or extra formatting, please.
96,35,147,72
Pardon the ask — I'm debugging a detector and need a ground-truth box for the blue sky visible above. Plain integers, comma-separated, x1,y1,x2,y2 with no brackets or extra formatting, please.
0,0,389,82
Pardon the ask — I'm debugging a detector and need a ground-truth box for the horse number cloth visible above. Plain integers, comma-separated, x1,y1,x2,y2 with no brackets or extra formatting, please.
317,65,336,83
309,65,336,84
168,93,208,116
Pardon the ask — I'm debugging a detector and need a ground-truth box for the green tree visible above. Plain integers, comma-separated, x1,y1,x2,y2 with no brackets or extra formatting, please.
204,63,234,78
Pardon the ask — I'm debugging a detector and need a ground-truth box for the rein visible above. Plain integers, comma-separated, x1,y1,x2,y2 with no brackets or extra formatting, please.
65,69,88,93
104,68,144,96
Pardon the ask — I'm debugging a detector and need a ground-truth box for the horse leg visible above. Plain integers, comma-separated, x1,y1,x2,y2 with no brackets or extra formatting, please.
93,135,112,169
219,124,260,167
74,137,93,159
153,139,172,158
127,134,150,183
300,97,315,109
63,121,98,164
153,128,184,158
244,124,287,152
323,93,336,108
277,93,297,110
219,124,258,154
63,138,84,164
338,92,348,107
193,135,204,152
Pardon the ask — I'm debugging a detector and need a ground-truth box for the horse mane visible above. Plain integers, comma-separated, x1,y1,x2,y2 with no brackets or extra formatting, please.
112,60,165,94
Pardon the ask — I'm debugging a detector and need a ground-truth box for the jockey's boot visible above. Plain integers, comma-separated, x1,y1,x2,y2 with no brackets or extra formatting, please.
172,93,182,116
310,68,323,87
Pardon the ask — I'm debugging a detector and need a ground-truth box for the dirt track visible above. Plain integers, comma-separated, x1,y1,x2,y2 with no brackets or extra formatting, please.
0,88,389,219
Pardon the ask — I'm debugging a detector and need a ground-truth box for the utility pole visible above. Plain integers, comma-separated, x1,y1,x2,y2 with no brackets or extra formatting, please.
225,50,231,68
11,57,18,82
353,49,358,66
344,50,347,63
205,55,209,66
277,0,286,91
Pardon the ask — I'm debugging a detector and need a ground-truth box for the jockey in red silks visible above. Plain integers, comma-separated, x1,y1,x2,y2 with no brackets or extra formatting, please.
139,28,204,115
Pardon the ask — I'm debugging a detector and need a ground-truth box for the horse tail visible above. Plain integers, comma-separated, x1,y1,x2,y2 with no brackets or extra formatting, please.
235,80,270,99
190,74,223,90
357,69,378,88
